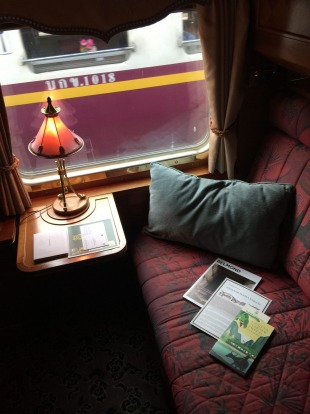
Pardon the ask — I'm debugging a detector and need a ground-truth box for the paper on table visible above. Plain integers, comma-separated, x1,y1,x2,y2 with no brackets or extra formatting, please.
67,219,118,257
80,221,109,250
33,228,68,262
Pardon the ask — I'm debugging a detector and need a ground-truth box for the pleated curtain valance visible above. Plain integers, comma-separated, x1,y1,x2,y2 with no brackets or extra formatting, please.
0,0,207,41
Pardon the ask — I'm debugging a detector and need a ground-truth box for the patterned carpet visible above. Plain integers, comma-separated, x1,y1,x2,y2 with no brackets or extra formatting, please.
0,251,173,414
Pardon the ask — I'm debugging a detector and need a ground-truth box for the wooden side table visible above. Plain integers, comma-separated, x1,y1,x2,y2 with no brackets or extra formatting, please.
17,193,127,273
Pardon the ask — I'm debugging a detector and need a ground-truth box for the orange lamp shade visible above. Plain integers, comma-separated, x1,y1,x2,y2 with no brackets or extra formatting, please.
29,97,84,159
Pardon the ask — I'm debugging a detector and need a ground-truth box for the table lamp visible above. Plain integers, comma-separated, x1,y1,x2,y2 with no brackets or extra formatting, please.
28,97,89,216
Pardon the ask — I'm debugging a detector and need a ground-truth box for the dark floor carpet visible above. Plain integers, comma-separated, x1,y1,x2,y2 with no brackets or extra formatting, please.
0,251,173,414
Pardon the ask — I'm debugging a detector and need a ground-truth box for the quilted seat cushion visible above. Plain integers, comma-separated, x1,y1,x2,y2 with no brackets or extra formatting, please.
269,91,310,146
132,233,310,414
248,92,310,297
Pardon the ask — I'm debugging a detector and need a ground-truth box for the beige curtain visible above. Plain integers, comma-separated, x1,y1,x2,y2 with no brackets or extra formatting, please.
197,0,250,178
0,92,32,216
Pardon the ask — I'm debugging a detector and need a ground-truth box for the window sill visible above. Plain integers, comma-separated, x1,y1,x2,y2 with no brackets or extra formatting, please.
27,161,211,203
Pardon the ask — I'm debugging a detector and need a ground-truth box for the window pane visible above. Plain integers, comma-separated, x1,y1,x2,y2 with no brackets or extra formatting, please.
182,10,202,54
1,12,209,179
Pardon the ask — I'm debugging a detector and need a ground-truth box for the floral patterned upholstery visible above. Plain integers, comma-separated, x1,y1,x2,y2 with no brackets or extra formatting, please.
132,91,310,413
248,91,310,297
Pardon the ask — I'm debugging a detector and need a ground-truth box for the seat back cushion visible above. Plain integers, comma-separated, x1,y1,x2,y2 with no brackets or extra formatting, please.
248,91,310,296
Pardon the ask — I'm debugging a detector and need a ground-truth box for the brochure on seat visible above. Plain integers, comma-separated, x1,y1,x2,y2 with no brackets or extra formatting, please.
209,303,274,376
190,278,272,340
183,258,262,307
67,218,119,257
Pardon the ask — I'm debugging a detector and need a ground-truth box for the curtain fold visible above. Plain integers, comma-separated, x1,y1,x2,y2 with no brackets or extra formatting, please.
0,90,32,216
197,0,249,178
0,0,207,41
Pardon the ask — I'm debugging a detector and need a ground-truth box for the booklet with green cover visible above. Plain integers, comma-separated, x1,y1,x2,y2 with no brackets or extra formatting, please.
209,304,274,376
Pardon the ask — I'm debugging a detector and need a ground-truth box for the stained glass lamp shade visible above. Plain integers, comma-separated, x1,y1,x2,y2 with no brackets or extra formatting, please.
29,97,89,216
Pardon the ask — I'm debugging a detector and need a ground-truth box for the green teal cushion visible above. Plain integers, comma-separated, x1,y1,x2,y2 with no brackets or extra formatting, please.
145,162,295,268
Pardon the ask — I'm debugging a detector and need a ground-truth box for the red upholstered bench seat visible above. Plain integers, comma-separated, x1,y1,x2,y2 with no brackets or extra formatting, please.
133,236,310,413
131,91,310,414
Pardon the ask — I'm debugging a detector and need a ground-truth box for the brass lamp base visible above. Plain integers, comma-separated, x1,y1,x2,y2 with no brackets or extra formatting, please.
53,194,90,216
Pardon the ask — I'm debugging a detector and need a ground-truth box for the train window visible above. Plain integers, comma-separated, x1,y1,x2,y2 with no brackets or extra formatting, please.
181,11,201,54
20,28,131,73
1,11,209,187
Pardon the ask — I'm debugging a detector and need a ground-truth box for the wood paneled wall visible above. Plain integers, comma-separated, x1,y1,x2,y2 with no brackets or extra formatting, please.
254,0,310,75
